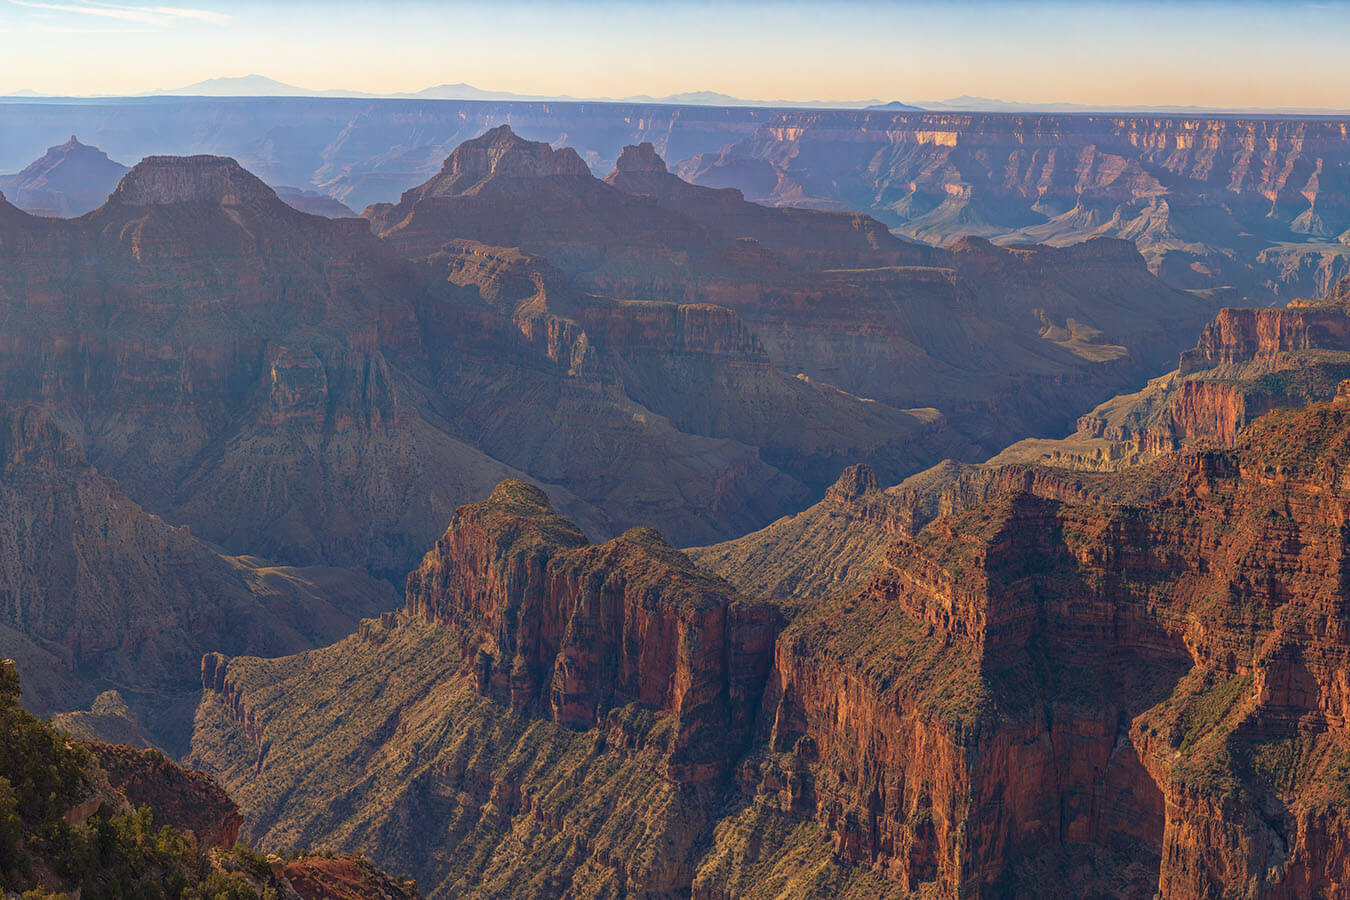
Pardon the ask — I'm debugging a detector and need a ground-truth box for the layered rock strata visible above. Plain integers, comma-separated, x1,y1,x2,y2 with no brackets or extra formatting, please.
194,386,1350,898
0,148,941,579
0,401,395,749
679,111,1350,302
372,128,1213,455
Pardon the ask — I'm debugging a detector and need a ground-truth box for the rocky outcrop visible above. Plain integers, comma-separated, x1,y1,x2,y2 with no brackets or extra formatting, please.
85,741,243,848
282,856,421,900
50,689,157,748
368,126,707,262
404,480,780,782
752,398,1350,897
425,123,591,193
109,154,282,207
1180,305,1350,373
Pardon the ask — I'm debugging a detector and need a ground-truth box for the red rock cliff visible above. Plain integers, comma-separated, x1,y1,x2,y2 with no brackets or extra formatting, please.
403,479,781,782
753,398,1350,897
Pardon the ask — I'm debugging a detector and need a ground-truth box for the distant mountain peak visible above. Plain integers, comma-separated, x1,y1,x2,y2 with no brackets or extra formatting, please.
157,74,312,97
614,142,668,174
865,100,923,111
111,155,279,207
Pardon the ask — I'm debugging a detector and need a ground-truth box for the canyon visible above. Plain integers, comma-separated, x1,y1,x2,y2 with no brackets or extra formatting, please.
370,126,1212,453
187,275,1350,898
0,128,1207,587
0,111,1346,900
3,99,1347,301
187,386,1350,898
695,272,1350,604
0,129,1206,761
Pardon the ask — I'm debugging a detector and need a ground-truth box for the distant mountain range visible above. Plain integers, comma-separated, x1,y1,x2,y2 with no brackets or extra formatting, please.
139,75,902,110
4,76,1346,115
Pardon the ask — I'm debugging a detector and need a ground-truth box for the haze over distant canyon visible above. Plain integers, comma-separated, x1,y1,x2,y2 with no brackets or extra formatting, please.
3,96,1347,305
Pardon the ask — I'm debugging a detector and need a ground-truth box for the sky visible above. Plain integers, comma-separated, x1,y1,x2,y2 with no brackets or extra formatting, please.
1,0,1349,109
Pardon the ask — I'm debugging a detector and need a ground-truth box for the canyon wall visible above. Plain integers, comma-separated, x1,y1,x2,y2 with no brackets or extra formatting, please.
680,112,1350,302
190,393,1350,898
4,100,1347,298
403,479,780,782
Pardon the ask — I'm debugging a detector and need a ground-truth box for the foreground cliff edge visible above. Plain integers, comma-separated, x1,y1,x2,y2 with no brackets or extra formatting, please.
190,364,1350,897
0,659,421,898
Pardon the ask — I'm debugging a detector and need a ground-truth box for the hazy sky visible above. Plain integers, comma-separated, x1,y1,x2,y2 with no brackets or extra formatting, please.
2,0,1349,109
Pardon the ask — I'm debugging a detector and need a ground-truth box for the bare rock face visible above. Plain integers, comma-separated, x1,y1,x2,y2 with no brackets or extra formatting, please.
187,484,782,896
613,141,667,174
1179,305,1350,373
85,741,243,848
428,124,590,195
404,479,779,782
826,462,880,502
750,397,1350,897
110,154,281,206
